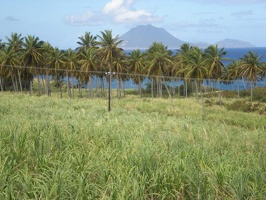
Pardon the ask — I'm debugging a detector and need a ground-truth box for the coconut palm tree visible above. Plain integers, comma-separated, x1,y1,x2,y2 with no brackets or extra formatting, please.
182,47,208,118
113,54,127,99
174,43,193,97
223,60,243,97
0,39,6,50
96,30,124,111
5,33,25,91
128,49,146,97
64,48,78,98
79,48,96,98
204,45,228,104
48,47,65,97
0,46,21,91
22,35,45,96
146,42,173,98
76,32,97,53
239,51,263,102
6,33,24,52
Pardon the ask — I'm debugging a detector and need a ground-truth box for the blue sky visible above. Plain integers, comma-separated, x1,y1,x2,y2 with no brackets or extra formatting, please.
1,0,266,49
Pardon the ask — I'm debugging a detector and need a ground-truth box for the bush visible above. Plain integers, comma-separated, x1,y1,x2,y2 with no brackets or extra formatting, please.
225,100,266,115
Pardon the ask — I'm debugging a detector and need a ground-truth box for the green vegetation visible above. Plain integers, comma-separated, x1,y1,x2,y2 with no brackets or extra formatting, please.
0,93,265,199
0,32,265,102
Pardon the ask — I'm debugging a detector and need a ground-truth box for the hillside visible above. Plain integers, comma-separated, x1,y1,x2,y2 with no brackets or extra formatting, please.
119,24,186,49
118,24,255,49
216,38,255,48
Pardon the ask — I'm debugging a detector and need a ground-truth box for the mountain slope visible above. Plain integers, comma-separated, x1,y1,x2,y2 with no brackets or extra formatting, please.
216,38,255,48
119,24,186,50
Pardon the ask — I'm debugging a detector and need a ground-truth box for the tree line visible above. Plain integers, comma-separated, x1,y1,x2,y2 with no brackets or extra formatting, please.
0,31,265,100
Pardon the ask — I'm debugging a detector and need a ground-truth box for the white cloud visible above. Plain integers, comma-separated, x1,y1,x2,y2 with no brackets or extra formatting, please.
103,0,161,23
64,11,103,26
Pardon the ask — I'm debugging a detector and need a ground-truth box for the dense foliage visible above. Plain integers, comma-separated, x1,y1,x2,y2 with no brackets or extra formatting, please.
0,32,265,99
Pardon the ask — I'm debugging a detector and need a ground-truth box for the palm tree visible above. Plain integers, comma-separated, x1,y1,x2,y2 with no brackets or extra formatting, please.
22,35,45,96
79,48,96,98
76,32,97,53
128,49,146,97
223,60,243,97
6,33,24,52
0,46,21,91
174,43,193,97
5,33,24,91
182,47,208,118
64,48,78,98
48,47,65,97
96,30,123,111
146,42,174,98
0,39,5,50
204,45,228,104
113,54,127,99
239,51,263,102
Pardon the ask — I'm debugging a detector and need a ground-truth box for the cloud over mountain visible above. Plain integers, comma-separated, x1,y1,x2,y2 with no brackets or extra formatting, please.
103,0,161,23
65,0,160,26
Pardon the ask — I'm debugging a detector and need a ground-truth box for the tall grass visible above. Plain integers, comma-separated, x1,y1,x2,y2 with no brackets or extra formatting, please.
0,93,265,199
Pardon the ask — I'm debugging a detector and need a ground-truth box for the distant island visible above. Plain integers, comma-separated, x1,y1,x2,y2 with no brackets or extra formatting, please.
119,24,255,49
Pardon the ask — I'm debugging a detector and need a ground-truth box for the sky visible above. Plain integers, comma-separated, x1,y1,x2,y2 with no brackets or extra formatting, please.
1,0,266,49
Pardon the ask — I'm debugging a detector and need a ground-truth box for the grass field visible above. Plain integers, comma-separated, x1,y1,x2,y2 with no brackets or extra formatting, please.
0,93,265,199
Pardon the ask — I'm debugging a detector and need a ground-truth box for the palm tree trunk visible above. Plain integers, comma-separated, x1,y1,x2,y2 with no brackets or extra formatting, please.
151,78,154,98
17,71,23,92
108,64,112,112
11,74,17,92
116,73,120,99
162,76,174,111
185,80,188,98
200,83,206,120
72,75,75,99
250,82,253,103
237,80,240,99
30,80,33,96
195,80,199,103
45,71,50,96
218,79,222,106
95,75,99,97
37,74,41,96
0,78,3,91
138,75,142,98
89,75,93,99
67,72,71,98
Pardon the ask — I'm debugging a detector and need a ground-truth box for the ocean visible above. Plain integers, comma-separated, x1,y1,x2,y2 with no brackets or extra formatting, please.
122,47,266,90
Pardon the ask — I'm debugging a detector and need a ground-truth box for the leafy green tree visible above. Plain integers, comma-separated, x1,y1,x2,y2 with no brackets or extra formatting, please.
76,32,97,53
146,42,173,98
174,43,193,97
182,47,208,118
48,47,65,97
128,49,146,97
96,30,123,111
0,39,6,50
22,35,45,95
204,45,228,104
223,60,243,97
0,46,21,91
79,48,96,98
113,54,127,98
6,33,24,52
239,51,263,102
64,48,78,98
